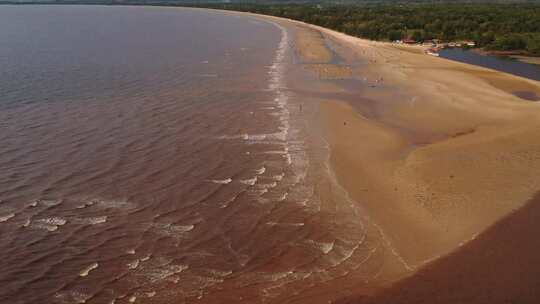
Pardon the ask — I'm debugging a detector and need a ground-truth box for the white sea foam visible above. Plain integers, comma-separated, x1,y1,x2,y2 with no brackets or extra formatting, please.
128,259,140,270
296,199,308,206
257,197,271,205
32,217,67,231
127,249,136,255
246,134,267,141
217,133,245,140
207,269,233,277
210,178,232,184
219,195,238,209
89,216,107,224
76,201,95,209
153,223,195,238
128,296,136,303
320,242,335,254
146,291,156,297
250,188,268,197
285,153,292,165
39,199,62,207
79,262,99,277
75,216,107,225
0,213,15,223
306,240,335,254
144,262,188,283
175,224,195,232
273,173,285,181
41,224,58,232
42,217,67,225
261,271,294,282
95,199,136,210
259,182,277,189
266,222,304,227
219,132,288,144
255,167,266,175
240,176,257,186
54,290,91,304
186,275,226,295
327,242,361,267
264,150,287,155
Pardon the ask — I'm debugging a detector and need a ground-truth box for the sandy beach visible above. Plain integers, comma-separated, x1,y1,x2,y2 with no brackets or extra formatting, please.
247,10,540,302
4,5,540,303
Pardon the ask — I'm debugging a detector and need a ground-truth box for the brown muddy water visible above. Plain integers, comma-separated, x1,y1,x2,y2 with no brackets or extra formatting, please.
0,6,392,304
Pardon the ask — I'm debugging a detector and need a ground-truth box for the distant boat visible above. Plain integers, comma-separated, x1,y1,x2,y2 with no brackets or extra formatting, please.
426,50,440,57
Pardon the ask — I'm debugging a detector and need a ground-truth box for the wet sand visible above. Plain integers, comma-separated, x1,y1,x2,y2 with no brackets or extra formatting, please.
244,10,540,302
0,7,418,304
316,20,540,265
3,6,540,303
349,192,540,303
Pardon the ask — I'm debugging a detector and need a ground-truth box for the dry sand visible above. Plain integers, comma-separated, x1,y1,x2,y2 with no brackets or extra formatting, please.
315,22,540,264
268,13,540,302
209,8,540,302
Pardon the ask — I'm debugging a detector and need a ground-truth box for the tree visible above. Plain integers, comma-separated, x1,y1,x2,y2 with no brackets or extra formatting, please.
412,30,423,42
207,3,540,54
526,35,540,55
492,34,526,51
388,30,403,41
479,31,495,46
442,24,455,41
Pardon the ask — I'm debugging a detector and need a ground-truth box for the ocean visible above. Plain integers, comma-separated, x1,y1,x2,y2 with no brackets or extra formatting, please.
0,5,383,304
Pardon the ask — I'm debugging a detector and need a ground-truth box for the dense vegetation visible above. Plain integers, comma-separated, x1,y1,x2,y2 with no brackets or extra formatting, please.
191,3,540,55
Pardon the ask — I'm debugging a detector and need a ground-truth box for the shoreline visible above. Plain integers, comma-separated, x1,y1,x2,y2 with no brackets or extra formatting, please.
5,4,540,302
7,3,540,76
240,7,540,301
471,47,540,60
43,5,540,302
179,6,540,301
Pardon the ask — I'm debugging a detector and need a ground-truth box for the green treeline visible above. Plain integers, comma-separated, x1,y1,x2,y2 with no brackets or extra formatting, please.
195,3,540,55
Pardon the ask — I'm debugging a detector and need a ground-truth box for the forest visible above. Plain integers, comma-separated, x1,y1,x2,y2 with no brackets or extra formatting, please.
190,2,540,55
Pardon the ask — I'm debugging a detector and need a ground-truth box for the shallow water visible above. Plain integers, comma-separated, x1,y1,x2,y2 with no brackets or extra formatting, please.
512,90,540,101
0,6,388,304
439,48,540,82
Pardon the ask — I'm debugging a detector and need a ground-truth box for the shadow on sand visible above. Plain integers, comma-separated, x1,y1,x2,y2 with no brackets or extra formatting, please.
340,192,540,304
